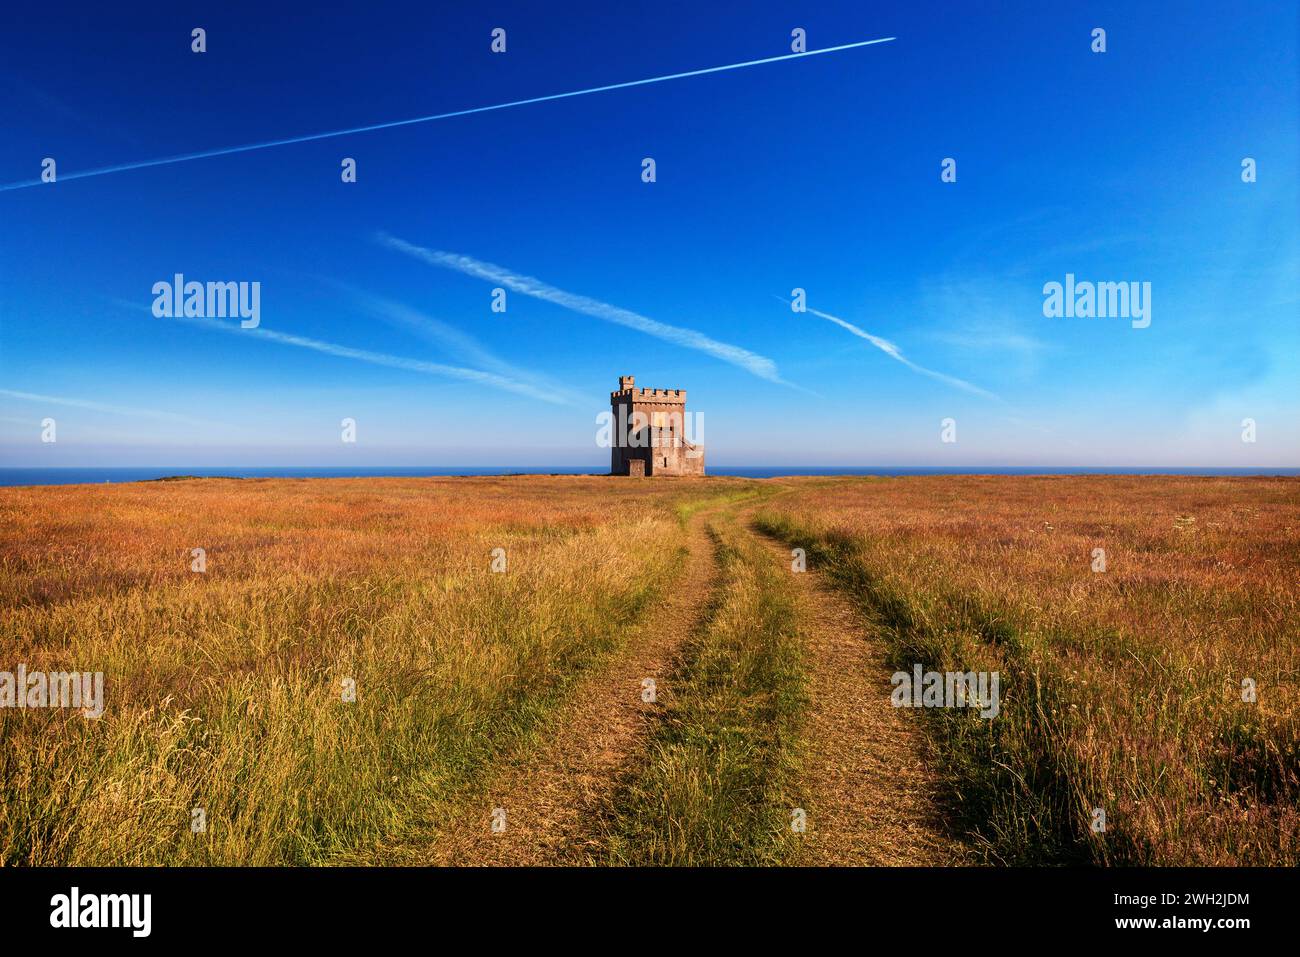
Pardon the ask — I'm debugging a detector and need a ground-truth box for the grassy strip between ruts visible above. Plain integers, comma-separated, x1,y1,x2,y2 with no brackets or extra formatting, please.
598,508,807,865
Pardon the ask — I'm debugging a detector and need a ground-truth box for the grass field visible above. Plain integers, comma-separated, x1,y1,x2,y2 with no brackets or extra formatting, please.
757,475,1300,865
1,474,1296,866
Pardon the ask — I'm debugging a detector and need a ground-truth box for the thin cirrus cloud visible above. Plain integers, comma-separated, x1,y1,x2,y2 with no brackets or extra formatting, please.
792,301,999,401
921,278,1052,370
933,328,1047,358
182,316,577,406
0,388,222,427
116,296,575,406
338,285,584,405
376,232,786,384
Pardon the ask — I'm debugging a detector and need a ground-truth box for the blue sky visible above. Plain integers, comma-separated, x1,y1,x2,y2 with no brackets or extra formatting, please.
1,0,1296,468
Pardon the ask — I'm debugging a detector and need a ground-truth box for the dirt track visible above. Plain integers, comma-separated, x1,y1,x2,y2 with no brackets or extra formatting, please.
416,496,964,865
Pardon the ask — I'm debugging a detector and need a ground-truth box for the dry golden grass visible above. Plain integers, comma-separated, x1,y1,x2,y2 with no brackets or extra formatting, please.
756,475,1300,865
3,473,1295,866
0,475,744,865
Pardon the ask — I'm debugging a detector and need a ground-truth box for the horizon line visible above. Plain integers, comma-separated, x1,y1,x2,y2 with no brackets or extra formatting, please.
3,464,1297,474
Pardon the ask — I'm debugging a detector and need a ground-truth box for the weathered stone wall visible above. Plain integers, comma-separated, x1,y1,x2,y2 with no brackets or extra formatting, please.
609,375,705,476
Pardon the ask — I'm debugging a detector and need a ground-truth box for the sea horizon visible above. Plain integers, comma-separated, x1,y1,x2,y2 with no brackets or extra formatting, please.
2,465,1297,487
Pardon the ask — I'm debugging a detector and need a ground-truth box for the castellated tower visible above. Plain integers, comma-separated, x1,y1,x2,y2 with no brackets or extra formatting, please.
609,375,705,476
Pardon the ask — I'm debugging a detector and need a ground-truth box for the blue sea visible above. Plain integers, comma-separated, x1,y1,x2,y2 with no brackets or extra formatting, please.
1,466,1297,487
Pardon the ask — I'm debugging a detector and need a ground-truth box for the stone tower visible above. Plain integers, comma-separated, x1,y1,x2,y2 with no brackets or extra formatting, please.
609,375,705,476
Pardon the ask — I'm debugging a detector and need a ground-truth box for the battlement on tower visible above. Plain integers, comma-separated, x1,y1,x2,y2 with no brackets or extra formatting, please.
611,375,688,403
610,387,688,402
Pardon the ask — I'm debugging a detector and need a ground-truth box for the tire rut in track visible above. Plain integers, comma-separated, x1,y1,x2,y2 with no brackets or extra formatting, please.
424,504,723,866
744,513,969,865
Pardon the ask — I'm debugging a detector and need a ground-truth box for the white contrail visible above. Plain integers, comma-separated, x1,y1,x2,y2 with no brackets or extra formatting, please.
791,301,999,400
379,234,785,383
340,285,585,405
177,315,575,405
0,388,220,426
0,37,895,192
